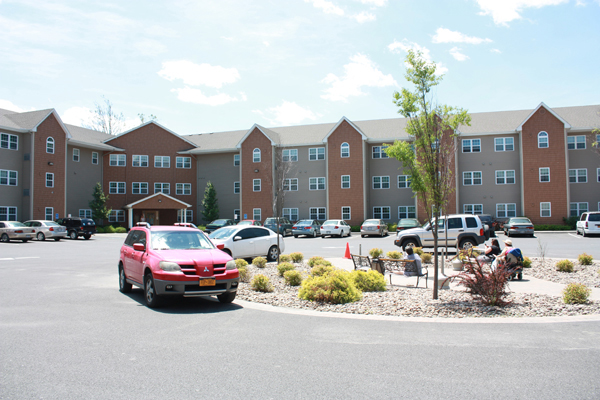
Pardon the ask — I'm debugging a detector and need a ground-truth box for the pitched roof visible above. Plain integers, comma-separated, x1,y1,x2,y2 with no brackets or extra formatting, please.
65,124,119,151
0,108,55,131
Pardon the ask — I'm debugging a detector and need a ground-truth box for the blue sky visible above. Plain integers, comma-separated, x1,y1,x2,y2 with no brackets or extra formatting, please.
1,0,599,135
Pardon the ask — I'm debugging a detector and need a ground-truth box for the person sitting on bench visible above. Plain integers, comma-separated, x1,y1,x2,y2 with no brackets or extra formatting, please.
403,247,422,276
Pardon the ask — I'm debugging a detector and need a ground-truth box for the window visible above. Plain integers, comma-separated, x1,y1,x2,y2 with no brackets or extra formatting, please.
538,131,548,148
398,206,416,219
234,181,240,194
373,176,390,189
110,181,125,194
154,183,170,194
540,202,551,217
341,175,350,189
309,177,325,190
463,171,482,185
154,156,170,168
109,154,126,166
342,206,351,220
494,137,514,152
132,155,148,167
284,178,298,191
309,148,325,161
539,168,550,182
496,203,517,218
109,210,125,222
0,170,17,186
570,202,588,217
73,148,80,162
569,169,587,183
79,209,92,218
253,179,261,192
45,207,53,221
253,148,261,162
0,206,17,221
46,173,54,188
598,168,600,183
92,152,98,165
177,210,193,223
283,208,298,221
132,182,149,195
176,157,191,169
462,139,481,153
341,142,349,158
397,175,411,188
495,170,515,185
373,206,391,220
234,209,240,221
46,137,54,154
234,154,240,166
310,207,326,220
253,208,261,221
1,133,18,150
372,145,389,159
464,204,483,214
282,149,298,162
176,183,192,195
567,136,586,150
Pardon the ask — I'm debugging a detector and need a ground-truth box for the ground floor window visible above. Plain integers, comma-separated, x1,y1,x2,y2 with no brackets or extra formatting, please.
463,204,483,214
373,206,390,220
398,206,416,219
540,202,551,217
496,203,516,218
253,208,261,221
570,202,588,217
79,209,92,218
177,209,193,223
310,207,326,220
45,207,53,220
0,206,17,221
342,206,351,220
109,210,125,222
283,208,298,221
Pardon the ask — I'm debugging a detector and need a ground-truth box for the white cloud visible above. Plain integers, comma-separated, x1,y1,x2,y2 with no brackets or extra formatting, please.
321,53,397,102
134,39,167,56
158,60,240,89
0,100,34,113
305,0,378,22
172,87,247,106
491,48,502,53
475,0,569,25
357,0,388,6
253,101,319,126
388,40,448,75
352,11,376,23
304,0,344,16
61,106,94,125
432,27,492,44
449,47,469,61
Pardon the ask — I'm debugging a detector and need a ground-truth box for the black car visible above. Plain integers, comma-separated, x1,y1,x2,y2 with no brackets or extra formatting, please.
477,214,496,238
56,217,96,240
204,219,236,234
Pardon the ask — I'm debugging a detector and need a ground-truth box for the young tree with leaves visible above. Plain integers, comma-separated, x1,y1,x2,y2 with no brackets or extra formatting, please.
89,182,111,224
201,181,219,223
385,49,471,300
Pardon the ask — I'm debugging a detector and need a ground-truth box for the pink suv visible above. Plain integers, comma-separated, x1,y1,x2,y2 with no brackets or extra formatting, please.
119,223,239,308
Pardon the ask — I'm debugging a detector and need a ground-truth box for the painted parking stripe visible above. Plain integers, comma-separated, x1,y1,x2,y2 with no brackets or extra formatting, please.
15,256,40,259
0,258,14,261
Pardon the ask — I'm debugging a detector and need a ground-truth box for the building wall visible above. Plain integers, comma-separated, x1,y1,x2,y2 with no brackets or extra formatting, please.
66,145,103,218
196,151,240,222
0,130,26,220
566,132,600,212
240,128,273,222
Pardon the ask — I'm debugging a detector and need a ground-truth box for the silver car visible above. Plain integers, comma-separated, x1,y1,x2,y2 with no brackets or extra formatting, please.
24,220,68,241
0,221,35,243
360,219,389,237
292,219,321,238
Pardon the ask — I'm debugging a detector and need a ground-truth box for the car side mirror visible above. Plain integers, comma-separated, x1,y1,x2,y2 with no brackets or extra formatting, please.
133,243,145,252
233,236,242,241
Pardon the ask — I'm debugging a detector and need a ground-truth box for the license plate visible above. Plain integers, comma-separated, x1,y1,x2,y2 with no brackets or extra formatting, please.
25,235,31,238
324,230,330,234
199,278,215,287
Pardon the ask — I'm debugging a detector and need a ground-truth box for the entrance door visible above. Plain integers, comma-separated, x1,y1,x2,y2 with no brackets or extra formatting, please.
144,211,159,225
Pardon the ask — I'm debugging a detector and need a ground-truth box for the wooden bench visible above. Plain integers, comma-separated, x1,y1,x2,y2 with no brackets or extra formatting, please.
378,258,429,288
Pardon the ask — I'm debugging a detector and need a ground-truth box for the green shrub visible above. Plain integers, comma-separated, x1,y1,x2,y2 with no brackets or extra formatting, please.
350,225,361,232
308,256,331,267
421,253,432,264
251,274,273,292
105,225,116,233
235,259,248,268
279,254,292,263
115,227,127,233
556,259,574,272
311,265,336,277
352,270,387,292
562,216,579,230
369,248,383,259
277,262,295,276
535,224,571,231
198,225,206,231
96,226,104,233
578,253,593,266
413,247,424,256
284,270,303,286
290,252,304,263
386,251,402,259
298,270,362,304
522,256,532,268
388,223,397,232
238,266,250,283
563,283,590,304
253,257,267,268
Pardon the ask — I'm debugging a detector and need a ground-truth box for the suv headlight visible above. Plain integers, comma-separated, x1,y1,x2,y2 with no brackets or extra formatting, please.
226,260,236,270
159,261,181,272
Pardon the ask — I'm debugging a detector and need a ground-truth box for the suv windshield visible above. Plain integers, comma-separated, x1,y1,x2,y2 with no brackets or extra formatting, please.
151,231,214,250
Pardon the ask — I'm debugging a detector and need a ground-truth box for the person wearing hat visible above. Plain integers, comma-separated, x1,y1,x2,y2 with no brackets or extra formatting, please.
491,238,514,271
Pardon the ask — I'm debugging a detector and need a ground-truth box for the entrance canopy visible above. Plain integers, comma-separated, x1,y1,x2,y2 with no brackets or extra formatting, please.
124,193,192,229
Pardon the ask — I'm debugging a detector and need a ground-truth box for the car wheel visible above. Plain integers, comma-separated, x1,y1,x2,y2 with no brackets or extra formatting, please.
217,292,236,304
54,238,61,241
322,235,327,239
222,248,232,257
119,264,132,293
22,239,29,243
506,231,511,238
294,235,298,239
312,230,317,238
1,233,9,242
69,231,78,240
267,245,279,262
402,239,418,252
144,273,162,308
582,230,587,238
361,235,365,238
84,234,91,240
517,272,523,281
37,232,45,241
459,238,476,250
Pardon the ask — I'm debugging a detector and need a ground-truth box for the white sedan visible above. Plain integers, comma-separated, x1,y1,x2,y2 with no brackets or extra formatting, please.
208,226,284,261
320,219,351,238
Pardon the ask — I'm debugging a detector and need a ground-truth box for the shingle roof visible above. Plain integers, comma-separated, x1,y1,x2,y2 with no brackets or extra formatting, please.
0,108,53,131
66,124,118,150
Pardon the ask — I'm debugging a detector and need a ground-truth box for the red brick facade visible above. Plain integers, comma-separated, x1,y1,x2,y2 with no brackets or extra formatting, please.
240,128,273,220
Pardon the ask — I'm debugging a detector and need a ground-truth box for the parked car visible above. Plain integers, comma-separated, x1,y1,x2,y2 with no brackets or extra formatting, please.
0,221,35,242
208,225,284,261
23,220,68,241
263,217,293,236
118,224,239,308
503,217,535,237
576,212,600,237
173,222,198,229
292,219,321,238
204,219,235,234
477,214,496,239
56,217,96,240
360,219,388,237
320,219,351,238
237,219,262,226
396,218,421,232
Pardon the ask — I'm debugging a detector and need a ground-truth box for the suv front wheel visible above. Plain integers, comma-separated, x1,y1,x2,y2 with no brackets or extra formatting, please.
144,273,162,308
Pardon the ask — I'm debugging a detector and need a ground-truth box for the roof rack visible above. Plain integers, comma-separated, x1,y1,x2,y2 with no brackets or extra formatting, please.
136,222,151,228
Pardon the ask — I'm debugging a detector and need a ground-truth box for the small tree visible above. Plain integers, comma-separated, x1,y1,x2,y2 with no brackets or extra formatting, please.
201,181,219,223
271,147,294,262
83,96,125,135
138,113,157,123
89,182,111,224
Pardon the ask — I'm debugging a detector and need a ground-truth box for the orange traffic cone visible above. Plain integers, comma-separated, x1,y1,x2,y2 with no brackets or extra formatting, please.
344,242,351,259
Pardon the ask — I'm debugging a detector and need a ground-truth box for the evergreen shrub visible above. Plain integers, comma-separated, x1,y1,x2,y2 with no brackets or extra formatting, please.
253,257,267,268
563,283,590,304
298,270,362,304
251,274,273,292
352,270,386,292
277,262,295,276
284,270,303,286
556,259,574,272
290,252,304,263
578,253,593,266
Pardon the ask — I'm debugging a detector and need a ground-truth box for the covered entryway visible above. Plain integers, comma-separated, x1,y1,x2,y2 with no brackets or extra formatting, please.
123,193,192,229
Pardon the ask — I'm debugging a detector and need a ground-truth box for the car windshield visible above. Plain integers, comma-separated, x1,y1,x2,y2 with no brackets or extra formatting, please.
322,220,339,225
479,215,492,222
399,219,417,226
210,219,228,226
151,231,214,250
264,218,279,224
511,218,531,224
238,221,252,225
363,220,379,225
209,227,237,239
296,220,313,226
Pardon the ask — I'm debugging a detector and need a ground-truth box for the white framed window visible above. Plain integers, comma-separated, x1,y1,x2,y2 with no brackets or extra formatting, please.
45,207,53,220
284,178,298,191
464,204,483,214
309,148,325,161
538,131,548,148
79,209,92,218
253,148,261,162
283,208,298,221
340,142,349,158
540,202,551,217
109,210,125,222
372,145,389,159
109,154,125,166
176,156,191,169
397,175,411,188
494,137,514,152
234,181,240,194
154,156,170,168
73,148,80,162
496,203,517,218
92,152,98,165
570,202,588,217
341,206,351,220
109,181,125,194
495,170,515,185
154,183,170,194
569,169,587,183
0,170,18,186
0,206,18,221
373,176,390,189
373,206,391,220
282,149,298,162
253,208,261,221
177,209,193,223
132,182,148,195
309,177,325,190
46,173,54,188
539,167,550,182
132,155,148,167
253,179,261,192
234,154,240,166
398,206,416,219
567,136,586,150
341,175,350,189
176,183,192,195
310,207,326,220
462,139,481,153
463,171,482,185
597,168,600,183
1,133,18,150
46,137,54,154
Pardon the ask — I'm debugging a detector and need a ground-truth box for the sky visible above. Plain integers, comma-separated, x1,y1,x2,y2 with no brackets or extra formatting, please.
1,0,599,135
